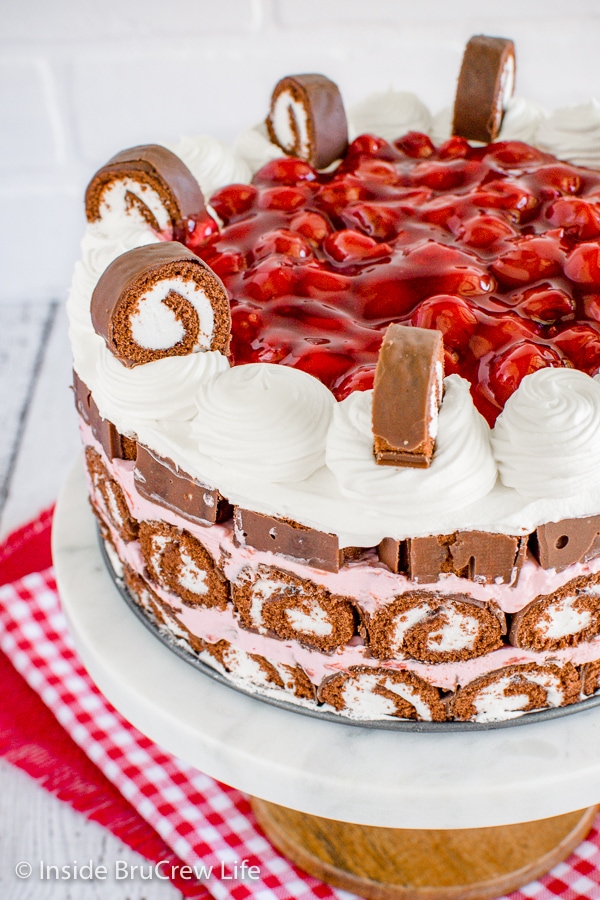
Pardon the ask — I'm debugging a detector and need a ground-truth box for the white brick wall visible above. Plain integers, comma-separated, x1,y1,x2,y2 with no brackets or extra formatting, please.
1,0,600,303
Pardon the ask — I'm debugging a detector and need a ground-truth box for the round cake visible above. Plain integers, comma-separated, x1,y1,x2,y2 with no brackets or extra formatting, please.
68,36,600,725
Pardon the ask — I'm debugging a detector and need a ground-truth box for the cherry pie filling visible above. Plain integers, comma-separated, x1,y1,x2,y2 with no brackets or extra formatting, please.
188,133,600,426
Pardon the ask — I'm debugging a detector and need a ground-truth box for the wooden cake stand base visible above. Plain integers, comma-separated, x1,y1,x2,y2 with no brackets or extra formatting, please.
252,800,598,900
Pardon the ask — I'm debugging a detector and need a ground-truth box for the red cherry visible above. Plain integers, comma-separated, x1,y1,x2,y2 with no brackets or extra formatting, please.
582,293,600,323
242,257,296,301
258,186,310,211
525,164,582,198
229,304,265,363
182,212,220,253
296,264,353,296
553,323,600,373
253,157,318,185
437,136,471,160
459,215,517,249
323,230,392,264
410,161,466,191
252,228,313,262
564,242,600,284
348,157,401,185
486,141,548,168
511,285,576,324
400,241,496,297
470,314,541,358
346,134,400,160
472,179,538,218
206,250,247,277
289,211,331,245
490,235,564,286
335,365,377,400
410,295,478,350
488,341,564,406
341,201,403,241
394,132,435,158
545,197,600,239
258,186,307,212
209,184,257,223
316,178,368,214
292,350,354,390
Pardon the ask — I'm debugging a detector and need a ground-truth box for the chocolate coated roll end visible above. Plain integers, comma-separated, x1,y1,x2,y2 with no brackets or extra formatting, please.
85,144,209,242
453,35,516,143
372,324,444,468
266,74,348,169
91,242,231,367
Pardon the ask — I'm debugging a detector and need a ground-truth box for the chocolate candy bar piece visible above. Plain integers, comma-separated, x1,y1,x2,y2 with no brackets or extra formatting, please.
378,531,526,585
134,444,231,526
85,143,207,243
266,74,348,169
234,507,347,573
372,324,444,468
453,35,516,143
449,530,527,584
73,371,135,461
531,516,600,572
91,242,231,367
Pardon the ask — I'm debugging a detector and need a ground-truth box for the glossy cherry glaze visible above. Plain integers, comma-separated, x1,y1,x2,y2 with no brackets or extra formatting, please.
189,134,600,425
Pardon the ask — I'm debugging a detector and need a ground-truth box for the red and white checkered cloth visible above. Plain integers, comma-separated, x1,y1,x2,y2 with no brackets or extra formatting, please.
1,514,600,899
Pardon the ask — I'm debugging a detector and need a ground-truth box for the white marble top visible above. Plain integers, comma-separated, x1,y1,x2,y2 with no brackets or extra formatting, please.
54,457,600,830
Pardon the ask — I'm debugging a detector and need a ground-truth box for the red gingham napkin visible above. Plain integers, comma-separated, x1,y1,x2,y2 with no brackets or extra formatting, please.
1,513,600,898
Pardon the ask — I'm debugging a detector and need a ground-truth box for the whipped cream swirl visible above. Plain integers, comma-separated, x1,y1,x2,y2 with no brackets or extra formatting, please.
491,368,600,499
326,375,497,515
535,100,600,169
93,346,229,425
164,135,252,200
348,90,433,143
192,363,335,482
234,122,286,176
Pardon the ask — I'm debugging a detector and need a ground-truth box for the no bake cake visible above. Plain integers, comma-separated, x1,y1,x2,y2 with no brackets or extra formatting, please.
68,37,600,724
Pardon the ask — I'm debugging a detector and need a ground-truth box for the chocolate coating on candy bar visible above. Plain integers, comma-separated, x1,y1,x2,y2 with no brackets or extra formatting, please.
372,324,444,468
531,516,600,572
234,507,352,573
85,144,207,242
453,35,516,143
73,371,135,461
134,444,231,526
267,74,348,169
378,530,526,585
91,242,231,367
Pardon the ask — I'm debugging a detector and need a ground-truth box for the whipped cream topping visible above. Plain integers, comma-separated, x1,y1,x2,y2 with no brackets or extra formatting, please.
326,375,497,515
348,90,432,143
192,363,335,482
164,135,252,200
492,368,600,499
234,122,286,176
93,344,229,425
535,100,600,169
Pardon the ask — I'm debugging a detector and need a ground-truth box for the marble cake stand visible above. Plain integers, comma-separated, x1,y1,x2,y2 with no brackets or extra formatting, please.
53,459,600,899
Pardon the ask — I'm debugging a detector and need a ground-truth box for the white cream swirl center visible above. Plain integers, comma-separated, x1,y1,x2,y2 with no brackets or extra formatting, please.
491,368,600,498
326,374,497,515
192,363,335,482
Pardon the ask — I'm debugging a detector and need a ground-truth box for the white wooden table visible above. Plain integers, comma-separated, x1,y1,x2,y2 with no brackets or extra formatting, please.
0,301,182,898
